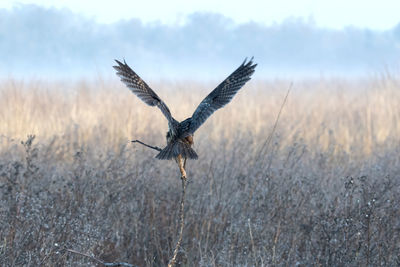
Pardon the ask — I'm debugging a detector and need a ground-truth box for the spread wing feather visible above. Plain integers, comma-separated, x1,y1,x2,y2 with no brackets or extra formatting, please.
113,59,177,127
188,57,257,133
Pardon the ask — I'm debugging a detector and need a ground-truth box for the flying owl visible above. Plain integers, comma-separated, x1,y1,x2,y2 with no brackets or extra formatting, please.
114,58,256,160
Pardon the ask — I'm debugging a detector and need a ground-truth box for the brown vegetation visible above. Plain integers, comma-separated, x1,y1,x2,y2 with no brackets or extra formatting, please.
1,76,400,266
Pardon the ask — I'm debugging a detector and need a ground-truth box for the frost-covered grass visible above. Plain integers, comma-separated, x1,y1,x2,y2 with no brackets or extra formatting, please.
1,77,400,266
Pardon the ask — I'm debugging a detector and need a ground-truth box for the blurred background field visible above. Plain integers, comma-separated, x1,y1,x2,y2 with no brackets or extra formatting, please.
1,76,400,266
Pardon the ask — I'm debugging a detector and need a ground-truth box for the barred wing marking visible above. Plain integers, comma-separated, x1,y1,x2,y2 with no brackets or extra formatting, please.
188,58,257,133
113,59,177,127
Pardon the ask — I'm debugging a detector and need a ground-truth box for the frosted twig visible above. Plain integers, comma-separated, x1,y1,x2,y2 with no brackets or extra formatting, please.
66,249,134,267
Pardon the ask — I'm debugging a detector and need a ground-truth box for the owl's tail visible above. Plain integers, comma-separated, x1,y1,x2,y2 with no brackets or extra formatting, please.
155,140,198,160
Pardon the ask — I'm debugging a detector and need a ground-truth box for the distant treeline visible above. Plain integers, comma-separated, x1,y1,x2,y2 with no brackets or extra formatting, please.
1,4,400,78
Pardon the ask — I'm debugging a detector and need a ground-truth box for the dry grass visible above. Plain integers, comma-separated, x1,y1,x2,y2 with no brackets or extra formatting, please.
1,77,400,157
1,75,400,266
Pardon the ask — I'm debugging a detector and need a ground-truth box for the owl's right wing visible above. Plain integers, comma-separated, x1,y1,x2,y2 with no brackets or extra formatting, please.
113,59,177,127
187,57,257,134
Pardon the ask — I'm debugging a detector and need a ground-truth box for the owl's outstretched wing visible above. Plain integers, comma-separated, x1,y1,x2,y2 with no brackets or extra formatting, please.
187,57,257,134
113,59,177,127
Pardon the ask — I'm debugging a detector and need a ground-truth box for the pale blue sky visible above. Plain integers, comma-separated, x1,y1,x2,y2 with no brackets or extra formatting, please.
2,0,400,30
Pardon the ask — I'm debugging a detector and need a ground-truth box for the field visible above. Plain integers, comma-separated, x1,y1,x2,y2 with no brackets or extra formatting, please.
1,76,400,266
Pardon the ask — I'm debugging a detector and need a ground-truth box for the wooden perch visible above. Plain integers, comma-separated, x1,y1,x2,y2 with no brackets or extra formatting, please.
130,139,189,266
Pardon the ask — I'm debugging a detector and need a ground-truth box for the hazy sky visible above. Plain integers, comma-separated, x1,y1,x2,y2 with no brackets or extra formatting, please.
2,0,400,30
1,2,400,79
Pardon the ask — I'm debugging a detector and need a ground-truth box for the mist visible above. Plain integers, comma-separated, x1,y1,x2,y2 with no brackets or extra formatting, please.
1,4,400,80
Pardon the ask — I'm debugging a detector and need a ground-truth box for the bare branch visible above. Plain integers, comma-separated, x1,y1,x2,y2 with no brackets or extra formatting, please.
66,248,134,267
131,139,162,152
129,143,189,266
